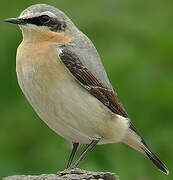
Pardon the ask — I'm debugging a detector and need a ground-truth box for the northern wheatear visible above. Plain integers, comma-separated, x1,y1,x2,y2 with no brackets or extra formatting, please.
5,4,168,174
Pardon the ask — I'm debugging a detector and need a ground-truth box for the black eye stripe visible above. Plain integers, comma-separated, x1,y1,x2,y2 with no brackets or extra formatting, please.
24,15,66,31
25,15,55,26
39,15,51,23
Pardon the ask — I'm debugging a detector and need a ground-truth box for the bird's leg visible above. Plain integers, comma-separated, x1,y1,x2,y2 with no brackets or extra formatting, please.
70,139,100,169
66,142,79,168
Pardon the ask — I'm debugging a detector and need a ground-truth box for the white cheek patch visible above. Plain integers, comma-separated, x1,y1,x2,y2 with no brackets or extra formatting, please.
20,23,39,29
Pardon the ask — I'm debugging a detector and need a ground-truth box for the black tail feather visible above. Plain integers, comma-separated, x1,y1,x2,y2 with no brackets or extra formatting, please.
129,122,169,174
145,149,169,175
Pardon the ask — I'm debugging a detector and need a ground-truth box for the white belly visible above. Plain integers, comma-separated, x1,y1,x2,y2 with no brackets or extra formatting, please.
16,43,128,144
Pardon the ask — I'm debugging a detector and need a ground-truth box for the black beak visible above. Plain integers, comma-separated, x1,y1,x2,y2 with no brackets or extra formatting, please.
5,18,26,25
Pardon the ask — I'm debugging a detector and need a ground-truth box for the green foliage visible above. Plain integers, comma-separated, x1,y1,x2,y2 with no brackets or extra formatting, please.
0,0,172,179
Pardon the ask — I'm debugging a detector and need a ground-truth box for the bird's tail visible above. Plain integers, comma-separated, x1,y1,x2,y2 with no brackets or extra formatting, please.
122,122,169,175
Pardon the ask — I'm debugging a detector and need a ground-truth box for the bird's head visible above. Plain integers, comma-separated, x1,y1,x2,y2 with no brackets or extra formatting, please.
5,4,75,43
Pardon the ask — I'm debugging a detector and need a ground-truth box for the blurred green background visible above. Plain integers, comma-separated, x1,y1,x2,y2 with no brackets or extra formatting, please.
0,0,172,179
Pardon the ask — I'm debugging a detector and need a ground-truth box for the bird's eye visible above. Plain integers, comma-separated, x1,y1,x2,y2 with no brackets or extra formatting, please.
39,15,51,24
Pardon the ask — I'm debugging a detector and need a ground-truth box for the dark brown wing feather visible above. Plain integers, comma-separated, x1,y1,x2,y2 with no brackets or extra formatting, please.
59,49,128,118
58,48,169,174
59,48,169,174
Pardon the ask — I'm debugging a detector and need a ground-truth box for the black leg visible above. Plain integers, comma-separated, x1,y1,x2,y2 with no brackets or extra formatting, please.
70,139,100,169
66,142,79,168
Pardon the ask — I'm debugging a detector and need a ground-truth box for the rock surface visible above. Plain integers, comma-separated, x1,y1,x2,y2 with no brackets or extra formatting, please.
3,168,118,180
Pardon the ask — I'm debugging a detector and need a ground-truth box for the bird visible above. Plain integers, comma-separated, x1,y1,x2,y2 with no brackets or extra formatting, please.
5,4,168,174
